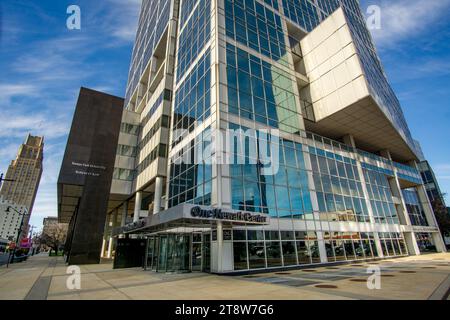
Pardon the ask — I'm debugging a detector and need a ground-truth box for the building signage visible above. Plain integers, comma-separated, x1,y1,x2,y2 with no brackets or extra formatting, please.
113,204,270,236
71,161,106,178
190,206,269,224
124,219,146,232
223,229,232,241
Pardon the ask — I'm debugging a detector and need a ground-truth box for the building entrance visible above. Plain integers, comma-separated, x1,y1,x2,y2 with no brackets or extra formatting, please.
145,232,212,273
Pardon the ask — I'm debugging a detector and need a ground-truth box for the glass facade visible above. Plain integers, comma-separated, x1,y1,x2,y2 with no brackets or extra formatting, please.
229,123,312,218
363,167,398,225
168,129,213,208
177,0,211,82
403,189,428,226
226,44,300,133
173,50,212,141
311,146,370,223
282,0,321,32
225,0,288,66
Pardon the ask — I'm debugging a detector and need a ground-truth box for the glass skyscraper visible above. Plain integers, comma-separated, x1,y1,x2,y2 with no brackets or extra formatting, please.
103,0,446,273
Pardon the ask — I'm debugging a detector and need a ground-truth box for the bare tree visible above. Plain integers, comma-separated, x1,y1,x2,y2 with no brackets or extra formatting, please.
39,224,68,255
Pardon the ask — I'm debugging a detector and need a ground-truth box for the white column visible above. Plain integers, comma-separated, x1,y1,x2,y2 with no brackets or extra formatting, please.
107,237,113,259
404,232,420,256
101,238,106,258
316,231,328,263
134,191,142,222
373,233,384,258
154,177,163,215
217,221,223,273
432,232,447,253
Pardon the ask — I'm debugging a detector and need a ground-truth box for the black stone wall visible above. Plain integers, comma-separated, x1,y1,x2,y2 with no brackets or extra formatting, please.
58,87,124,265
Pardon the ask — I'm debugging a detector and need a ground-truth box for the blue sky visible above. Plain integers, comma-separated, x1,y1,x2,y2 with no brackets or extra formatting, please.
0,0,449,232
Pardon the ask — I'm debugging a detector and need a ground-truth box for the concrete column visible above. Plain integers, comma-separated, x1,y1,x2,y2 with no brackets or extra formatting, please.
432,232,447,253
217,221,223,273
373,233,384,258
134,191,143,222
404,232,420,256
101,238,106,258
154,177,163,215
107,237,113,259
316,231,328,263
408,163,447,253
342,135,356,151
121,201,128,227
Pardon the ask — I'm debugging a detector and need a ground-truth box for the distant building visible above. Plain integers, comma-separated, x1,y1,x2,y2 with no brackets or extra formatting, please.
0,196,28,241
42,217,59,235
0,134,44,239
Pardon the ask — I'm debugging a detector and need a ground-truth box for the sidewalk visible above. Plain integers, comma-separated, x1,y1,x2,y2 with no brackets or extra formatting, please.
0,252,449,300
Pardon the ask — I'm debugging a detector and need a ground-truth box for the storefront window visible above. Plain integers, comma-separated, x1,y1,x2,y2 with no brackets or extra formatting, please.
233,242,248,270
248,242,266,269
296,241,311,264
266,241,282,267
282,241,297,266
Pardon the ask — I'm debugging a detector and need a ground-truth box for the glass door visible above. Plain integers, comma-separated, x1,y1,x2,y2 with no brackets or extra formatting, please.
192,233,202,271
145,237,155,270
202,233,211,272
158,235,168,272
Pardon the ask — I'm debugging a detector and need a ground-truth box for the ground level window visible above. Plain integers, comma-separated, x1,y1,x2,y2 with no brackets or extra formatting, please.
248,241,266,269
233,242,248,270
282,241,297,266
266,241,282,267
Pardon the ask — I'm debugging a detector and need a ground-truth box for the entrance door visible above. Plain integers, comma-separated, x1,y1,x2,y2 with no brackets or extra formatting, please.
192,233,202,271
158,236,168,271
202,233,211,272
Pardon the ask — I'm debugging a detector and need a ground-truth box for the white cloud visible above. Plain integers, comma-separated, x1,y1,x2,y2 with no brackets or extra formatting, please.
0,112,70,140
0,84,38,103
367,0,450,48
108,0,141,41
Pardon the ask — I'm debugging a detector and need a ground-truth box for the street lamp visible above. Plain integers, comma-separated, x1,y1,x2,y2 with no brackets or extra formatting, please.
0,173,15,189
6,206,29,268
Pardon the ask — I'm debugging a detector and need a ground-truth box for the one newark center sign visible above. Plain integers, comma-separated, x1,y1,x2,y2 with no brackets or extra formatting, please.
114,204,270,236
190,205,269,224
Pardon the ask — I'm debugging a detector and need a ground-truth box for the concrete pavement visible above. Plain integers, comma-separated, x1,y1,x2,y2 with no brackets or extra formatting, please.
0,252,449,300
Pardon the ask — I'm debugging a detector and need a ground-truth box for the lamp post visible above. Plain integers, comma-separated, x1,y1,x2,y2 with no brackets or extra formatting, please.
0,173,15,189
6,206,29,268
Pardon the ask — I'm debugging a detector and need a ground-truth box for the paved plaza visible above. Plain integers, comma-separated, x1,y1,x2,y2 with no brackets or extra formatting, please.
0,253,449,300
